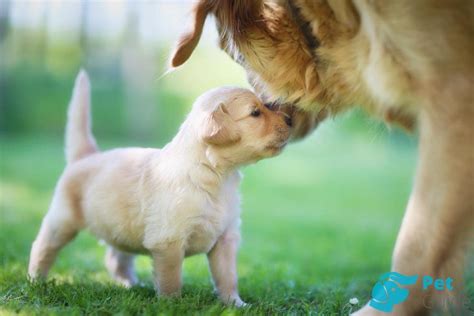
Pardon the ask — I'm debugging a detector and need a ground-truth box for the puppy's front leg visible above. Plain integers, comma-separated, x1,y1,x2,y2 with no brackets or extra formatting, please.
151,242,184,297
207,228,246,307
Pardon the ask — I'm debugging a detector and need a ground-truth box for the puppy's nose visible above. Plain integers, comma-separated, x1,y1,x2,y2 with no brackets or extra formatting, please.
284,115,292,127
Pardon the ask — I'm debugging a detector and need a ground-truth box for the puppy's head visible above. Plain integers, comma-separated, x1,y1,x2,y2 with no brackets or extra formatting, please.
193,87,290,165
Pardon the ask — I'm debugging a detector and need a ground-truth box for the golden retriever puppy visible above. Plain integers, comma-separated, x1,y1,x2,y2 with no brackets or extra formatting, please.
28,70,290,306
171,1,474,315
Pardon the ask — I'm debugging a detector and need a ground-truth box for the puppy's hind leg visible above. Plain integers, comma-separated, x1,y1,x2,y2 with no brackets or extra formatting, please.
104,246,137,287
28,193,81,280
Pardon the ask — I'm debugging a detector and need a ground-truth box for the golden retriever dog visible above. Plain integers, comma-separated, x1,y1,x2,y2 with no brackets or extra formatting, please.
171,0,474,314
28,70,290,306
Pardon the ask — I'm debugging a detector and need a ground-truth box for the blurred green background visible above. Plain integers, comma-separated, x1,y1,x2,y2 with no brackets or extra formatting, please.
0,1,472,315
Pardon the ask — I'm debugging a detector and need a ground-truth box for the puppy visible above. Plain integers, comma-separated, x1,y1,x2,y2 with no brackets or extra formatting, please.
171,1,474,315
28,70,290,306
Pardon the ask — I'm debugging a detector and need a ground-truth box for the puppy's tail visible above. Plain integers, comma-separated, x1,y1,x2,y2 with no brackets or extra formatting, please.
65,69,98,164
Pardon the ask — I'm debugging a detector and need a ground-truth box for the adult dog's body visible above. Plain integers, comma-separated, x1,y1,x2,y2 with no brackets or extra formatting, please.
172,0,474,314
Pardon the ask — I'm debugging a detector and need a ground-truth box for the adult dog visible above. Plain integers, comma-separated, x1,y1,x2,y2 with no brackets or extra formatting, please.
171,0,474,315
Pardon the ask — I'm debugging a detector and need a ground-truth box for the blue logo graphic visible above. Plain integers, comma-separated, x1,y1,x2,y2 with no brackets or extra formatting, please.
369,272,418,313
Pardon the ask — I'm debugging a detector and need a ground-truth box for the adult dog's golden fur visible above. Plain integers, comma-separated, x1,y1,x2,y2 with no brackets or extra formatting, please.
172,0,474,315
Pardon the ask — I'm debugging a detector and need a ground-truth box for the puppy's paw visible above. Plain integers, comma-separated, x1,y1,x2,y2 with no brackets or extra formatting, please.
117,277,138,289
232,298,248,308
159,289,182,298
221,294,247,308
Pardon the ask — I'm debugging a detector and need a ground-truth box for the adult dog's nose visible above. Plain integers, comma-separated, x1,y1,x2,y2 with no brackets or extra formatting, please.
264,102,292,126
264,102,278,111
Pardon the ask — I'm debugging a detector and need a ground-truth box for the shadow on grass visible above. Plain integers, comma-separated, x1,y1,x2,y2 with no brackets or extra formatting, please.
0,267,373,315
2,276,231,315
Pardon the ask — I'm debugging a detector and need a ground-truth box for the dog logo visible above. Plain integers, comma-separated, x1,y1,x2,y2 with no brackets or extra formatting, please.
369,272,418,313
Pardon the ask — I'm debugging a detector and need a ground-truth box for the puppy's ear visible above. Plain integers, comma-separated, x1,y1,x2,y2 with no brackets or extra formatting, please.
201,103,241,146
170,1,210,67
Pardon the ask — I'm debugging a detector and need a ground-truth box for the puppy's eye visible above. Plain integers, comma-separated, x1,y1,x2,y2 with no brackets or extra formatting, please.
250,109,261,117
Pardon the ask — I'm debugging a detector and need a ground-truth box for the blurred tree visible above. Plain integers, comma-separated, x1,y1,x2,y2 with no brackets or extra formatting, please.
79,0,90,67
37,3,48,63
0,0,11,132
0,0,10,42
120,1,157,139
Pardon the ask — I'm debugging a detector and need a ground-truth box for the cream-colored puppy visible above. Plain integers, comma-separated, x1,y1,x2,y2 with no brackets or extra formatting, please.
28,70,290,306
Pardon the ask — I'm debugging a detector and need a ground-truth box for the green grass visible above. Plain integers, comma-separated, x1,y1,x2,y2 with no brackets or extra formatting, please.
0,116,472,315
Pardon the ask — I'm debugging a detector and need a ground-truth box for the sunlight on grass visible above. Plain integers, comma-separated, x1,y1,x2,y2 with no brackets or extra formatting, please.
1,116,472,314
0,115,412,314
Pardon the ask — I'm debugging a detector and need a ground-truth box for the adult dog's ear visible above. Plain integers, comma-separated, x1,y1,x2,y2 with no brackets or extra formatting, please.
201,103,241,146
170,0,210,67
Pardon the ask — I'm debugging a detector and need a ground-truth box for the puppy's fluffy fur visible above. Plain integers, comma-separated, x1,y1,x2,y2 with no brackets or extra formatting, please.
172,1,474,315
28,70,290,306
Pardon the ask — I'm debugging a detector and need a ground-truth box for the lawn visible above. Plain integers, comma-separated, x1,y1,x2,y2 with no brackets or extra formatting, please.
0,116,472,315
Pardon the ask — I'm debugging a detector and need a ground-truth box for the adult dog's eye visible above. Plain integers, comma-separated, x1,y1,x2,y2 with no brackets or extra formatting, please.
250,109,261,117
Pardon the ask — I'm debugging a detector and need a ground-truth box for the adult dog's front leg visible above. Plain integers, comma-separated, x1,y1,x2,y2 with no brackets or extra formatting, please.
355,88,474,316
391,89,474,316
151,242,184,297
207,228,246,307
390,104,474,315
